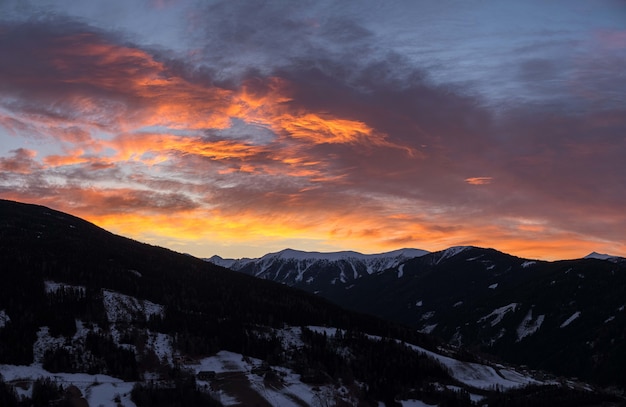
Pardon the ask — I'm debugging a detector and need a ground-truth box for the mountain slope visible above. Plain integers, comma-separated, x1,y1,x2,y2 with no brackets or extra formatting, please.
4,199,616,406
209,247,428,292
222,244,626,388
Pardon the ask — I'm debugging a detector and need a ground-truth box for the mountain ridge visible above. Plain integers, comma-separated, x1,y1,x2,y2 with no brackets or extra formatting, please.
211,246,624,268
216,244,626,388
1,198,624,406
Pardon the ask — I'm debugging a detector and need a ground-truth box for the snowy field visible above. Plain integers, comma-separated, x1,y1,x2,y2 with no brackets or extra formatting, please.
0,364,137,407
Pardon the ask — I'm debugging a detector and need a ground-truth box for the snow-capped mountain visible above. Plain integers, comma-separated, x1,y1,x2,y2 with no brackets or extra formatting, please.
207,247,429,291
584,251,625,263
220,244,626,389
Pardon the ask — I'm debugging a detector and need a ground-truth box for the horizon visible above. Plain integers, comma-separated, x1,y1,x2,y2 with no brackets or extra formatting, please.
1,1,625,261
5,196,617,263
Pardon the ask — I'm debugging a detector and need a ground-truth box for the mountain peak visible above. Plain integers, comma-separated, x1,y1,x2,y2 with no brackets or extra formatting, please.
584,251,623,262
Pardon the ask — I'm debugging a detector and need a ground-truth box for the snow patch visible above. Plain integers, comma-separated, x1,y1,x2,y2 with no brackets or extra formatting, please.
400,400,437,407
478,303,518,327
560,311,581,328
307,326,340,337
0,364,136,407
419,324,437,334
398,264,405,278
0,309,10,328
44,280,86,295
520,261,536,268
357,332,540,390
453,301,463,307
516,310,544,341
488,283,498,289
411,343,538,389
435,246,472,264
191,349,351,407
102,290,165,323
144,331,175,365
33,327,66,363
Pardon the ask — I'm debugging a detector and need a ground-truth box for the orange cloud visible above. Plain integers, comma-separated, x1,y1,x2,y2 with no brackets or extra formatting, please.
465,177,493,185
44,150,89,167
110,133,266,163
2,24,624,262
2,181,623,261
278,113,373,144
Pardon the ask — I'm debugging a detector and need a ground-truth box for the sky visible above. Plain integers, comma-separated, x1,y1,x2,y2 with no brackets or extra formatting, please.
1,0,625,260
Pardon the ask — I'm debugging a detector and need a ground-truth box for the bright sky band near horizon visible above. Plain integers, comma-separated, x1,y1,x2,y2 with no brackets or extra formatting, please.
1,0,625,260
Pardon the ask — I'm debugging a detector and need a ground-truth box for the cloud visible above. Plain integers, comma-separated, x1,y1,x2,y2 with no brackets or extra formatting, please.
0,148,41,174
465,177,493,185
0,5,625,260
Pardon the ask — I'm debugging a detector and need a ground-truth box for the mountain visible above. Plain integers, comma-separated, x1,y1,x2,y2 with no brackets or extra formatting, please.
584,251,625,263
4,199,620,406
218,245,626,389
208,247,428,292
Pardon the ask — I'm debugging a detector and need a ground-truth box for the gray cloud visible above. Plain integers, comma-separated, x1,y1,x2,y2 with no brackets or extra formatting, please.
1,1,625,258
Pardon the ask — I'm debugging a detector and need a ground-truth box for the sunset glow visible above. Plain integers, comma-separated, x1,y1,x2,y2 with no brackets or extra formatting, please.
1,1,625,260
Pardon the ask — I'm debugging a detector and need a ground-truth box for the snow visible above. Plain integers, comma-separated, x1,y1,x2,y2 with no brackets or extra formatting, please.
435,246,472,264
102,289,165,323
605,316,615,323
408,343,539,390
0,364,137,407
87,381,137,407
398,264,405,278
74,319,99,340
488,283,498,289
419,324,438,334
268,248,428,262
145,331,174,365
415,300,423,307
307,326,340,337
44,280,86,294
308,326,539,391
520,261,536,268
193,351,249,373
560,311,581,328
206,255,259,270
453,301,463,307
274,326,304,349
584,252,617,260
478,303,518,327
0,309,9,328
3,321,543,406
33,327,66,363
191,350,351,407
516,310,545,341
400,400,437,407
208,248,429,277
